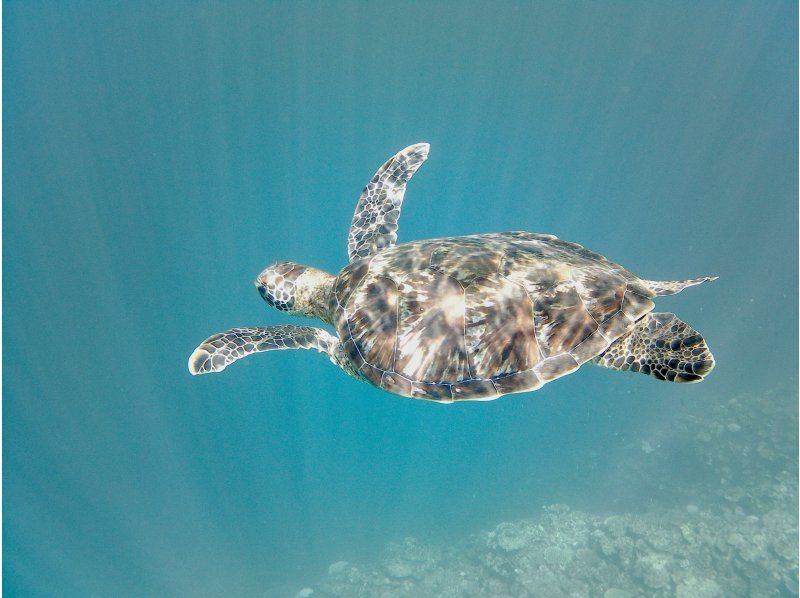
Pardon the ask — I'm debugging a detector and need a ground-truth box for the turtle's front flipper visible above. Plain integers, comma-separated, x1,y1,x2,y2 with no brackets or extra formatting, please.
592,313,714,383
189,325,354,377
347,143,429,262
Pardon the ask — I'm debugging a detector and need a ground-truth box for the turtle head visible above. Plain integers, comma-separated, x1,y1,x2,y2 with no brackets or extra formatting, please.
255,261,335,322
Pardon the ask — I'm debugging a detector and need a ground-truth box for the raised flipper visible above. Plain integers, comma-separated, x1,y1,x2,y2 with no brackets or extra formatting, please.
592,313,714,383
188,325,355,377
347,143,429,262
640,276,718,296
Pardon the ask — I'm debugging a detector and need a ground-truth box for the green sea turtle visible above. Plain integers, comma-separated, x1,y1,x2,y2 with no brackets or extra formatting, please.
189,144,716,402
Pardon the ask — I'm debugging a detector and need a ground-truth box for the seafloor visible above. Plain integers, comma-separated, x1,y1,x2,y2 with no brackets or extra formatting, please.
284,386,797,597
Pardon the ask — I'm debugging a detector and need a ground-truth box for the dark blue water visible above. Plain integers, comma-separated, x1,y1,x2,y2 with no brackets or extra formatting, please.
5,2,797,595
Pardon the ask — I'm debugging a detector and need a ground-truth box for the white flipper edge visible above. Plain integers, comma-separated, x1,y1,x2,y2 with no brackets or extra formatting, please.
189,325,347,375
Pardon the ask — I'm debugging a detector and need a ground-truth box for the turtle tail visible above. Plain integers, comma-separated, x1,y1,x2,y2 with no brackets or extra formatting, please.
639,276,718,297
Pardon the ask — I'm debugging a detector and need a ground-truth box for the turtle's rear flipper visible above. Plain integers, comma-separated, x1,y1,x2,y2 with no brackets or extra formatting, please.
592,313,714,383
640,276,717,296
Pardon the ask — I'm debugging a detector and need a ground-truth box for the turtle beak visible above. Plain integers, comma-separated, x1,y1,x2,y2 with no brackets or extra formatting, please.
254,273,272,306
255,279,269,301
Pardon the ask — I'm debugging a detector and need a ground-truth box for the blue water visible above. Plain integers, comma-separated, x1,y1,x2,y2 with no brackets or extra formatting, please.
5,2,797,595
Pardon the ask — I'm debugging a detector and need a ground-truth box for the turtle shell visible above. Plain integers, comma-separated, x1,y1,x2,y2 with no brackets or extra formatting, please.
330,232,655,402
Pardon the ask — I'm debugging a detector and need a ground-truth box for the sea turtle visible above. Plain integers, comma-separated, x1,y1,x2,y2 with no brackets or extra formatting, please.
189,143,716,402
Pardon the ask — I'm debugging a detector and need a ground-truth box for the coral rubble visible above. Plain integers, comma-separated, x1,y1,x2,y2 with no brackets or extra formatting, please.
294,388,798,597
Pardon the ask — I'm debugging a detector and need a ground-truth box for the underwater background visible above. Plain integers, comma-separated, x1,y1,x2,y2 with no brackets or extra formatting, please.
5,1,797,596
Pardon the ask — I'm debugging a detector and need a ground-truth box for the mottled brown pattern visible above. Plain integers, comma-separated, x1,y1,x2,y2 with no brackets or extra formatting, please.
430,240,504,284
451,378,498,401
332,232,653,401
368,239,439,276
501,245,570,296
600,310,635,341
483,231,558,243
620,288,656,322
393,269,469,384
465,274,541,378
379,370,414,397
571,267,628,324
493,370,543,394
568,330,612,364
342,337,365,370
532,282,599,357
346,276,398,370
535,354,580,382
359,361,386,387
411,380,456,402
333,260,370,312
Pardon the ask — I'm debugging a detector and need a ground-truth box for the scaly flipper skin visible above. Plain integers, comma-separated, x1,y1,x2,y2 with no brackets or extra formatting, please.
592,312,715,383
347,143,429,262
189,326,353,376
640,276,717,296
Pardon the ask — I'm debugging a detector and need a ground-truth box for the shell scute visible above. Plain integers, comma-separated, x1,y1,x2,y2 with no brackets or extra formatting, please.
380,371,413,396
568,329,611,363
465,274,542,378
620,287,655,320
599,310,635,340
359,361,385,386
533,282,599,357
342,337,365,370
393,269,469,383
534,353,581,382
493,370,543,394
451,378,498,400
571,267,627,323
429,241,504,284
346,275,398,369
411,381,454,403
333,259,370,312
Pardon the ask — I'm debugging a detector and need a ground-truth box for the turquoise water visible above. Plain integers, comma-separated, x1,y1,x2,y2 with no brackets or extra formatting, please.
5,2,797,596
